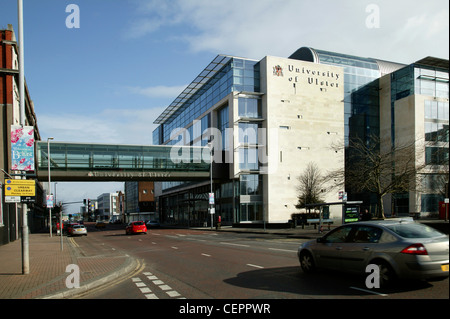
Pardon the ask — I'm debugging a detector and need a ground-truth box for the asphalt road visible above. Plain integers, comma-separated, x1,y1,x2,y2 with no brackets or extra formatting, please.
73,224,449,300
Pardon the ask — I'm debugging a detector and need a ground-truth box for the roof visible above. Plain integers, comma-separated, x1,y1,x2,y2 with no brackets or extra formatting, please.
414,56,449,70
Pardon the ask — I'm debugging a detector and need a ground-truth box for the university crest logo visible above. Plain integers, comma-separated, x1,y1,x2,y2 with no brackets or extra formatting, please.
273,65,283,77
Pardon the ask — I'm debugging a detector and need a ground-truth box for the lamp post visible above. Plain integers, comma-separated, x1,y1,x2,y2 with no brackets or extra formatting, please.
55,182,63,251
17,0,29,275
208,142,214,229
47,137,54,237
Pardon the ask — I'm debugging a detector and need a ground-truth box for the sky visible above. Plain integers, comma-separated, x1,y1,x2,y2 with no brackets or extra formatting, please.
1,0,449,214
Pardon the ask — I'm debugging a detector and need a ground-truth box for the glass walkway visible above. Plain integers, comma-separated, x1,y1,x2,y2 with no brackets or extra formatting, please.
35,141,210,182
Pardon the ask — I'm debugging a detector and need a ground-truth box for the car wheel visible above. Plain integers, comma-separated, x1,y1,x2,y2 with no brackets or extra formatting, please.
300,251,316,273
376,260,396,288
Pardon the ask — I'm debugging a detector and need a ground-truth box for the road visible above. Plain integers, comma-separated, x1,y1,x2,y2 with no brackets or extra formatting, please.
70,224,449,300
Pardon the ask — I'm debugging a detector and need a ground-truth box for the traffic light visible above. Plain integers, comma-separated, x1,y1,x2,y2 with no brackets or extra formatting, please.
88,199,91,212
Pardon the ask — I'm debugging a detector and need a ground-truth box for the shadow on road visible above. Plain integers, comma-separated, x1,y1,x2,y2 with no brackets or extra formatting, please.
223,266,440,297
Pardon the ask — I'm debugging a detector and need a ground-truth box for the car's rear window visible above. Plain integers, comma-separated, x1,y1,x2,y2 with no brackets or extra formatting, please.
386,223,444,238
134,222,144,226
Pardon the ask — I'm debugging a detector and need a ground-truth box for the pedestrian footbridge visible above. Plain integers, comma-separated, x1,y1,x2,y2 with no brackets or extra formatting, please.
35,141,210,182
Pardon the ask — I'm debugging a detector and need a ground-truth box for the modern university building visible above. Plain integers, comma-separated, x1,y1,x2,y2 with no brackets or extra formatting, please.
152,47,449,227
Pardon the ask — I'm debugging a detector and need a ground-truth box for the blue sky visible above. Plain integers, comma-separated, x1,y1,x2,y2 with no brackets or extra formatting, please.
1,0,448,213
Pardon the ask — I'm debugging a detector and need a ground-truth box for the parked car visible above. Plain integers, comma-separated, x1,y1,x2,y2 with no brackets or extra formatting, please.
95,221,107,229
68,224,87,236
298,219,449,287
126,221,147,235
146,220,160,228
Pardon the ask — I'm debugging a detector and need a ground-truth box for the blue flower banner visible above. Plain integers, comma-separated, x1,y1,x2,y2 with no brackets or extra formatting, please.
11,125,35,171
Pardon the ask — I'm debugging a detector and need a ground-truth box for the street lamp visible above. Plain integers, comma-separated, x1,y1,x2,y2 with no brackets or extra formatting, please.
47,137,54,237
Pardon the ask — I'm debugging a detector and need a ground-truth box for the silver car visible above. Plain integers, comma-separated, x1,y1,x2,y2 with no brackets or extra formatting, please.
69,224,87,236
298,219,449,287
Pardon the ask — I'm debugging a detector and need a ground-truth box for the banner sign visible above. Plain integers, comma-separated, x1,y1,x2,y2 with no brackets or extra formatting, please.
11,125,35,171
46,194,54,208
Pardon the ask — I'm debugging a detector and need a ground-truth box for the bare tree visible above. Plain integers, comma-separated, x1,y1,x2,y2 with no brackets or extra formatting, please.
296,162,324,209
326,134,426,219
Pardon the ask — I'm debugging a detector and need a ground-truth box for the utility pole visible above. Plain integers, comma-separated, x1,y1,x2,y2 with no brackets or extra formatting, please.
17,0,29,275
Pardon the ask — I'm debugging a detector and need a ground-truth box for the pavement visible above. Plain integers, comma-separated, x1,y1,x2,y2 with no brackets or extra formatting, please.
0,230,140,299
0,219,447,299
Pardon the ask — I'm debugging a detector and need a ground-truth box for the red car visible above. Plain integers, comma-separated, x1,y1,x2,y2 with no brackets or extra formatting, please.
126,221,147,235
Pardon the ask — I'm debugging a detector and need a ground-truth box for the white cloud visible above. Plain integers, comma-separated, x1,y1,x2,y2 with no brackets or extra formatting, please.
125,0,449,63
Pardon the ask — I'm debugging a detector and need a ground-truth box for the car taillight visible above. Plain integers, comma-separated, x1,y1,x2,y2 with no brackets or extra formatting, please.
401,243,428,255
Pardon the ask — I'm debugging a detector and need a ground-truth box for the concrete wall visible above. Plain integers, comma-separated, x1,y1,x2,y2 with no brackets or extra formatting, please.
259,56,345,222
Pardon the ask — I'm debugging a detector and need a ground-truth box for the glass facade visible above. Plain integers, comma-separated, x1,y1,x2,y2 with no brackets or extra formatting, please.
316,50,382,146
217,105,229,150
390,63,449,214
153,56,259,146
153,55,262,225
291,47,449,216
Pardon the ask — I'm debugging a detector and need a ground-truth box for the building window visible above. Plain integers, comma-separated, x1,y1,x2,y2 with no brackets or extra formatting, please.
238,123,259,145
239,148,258,170
239,174,262,196
217,105,229,150
239,203,263,222
425,147,449,165
425,100,449,120
238,97,260,118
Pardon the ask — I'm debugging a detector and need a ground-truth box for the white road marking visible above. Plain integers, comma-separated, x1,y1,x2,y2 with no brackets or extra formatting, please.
167,290,181,297
350,286,388,296
159,285,172,291
268,248,297,253
140,287,152,294
201,253,211,257
220,242,250,247
246,264,264,269
133,272,186,299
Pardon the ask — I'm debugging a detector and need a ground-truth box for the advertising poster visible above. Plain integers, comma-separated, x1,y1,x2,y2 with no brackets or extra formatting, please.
343,205,360,223
11,125,35,171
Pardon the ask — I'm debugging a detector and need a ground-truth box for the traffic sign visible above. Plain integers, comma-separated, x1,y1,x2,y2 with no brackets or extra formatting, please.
5,196,21,203
4,179,35,196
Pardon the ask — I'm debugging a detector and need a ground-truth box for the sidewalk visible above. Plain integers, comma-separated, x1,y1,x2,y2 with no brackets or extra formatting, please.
0,232,139,299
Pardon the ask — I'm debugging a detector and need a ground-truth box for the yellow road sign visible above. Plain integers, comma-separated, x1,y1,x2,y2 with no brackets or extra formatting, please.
4,179,35,196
